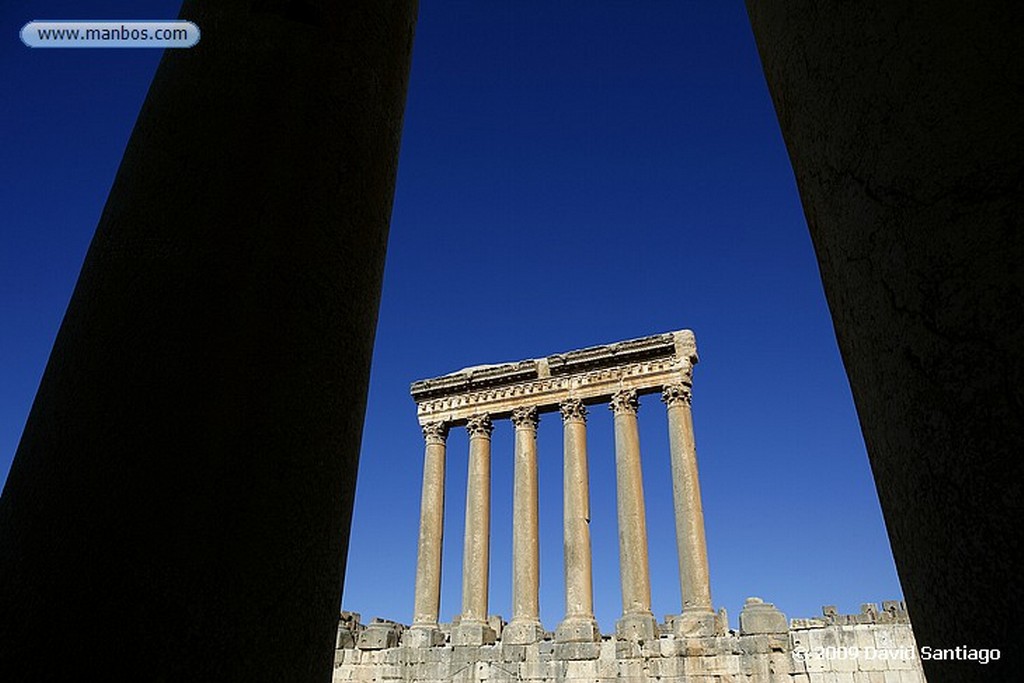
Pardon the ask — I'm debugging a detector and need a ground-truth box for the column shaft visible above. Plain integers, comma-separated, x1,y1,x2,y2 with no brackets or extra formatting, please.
610,390,657,641
663,384,714,626
0,2,417,678
454,414,495,646
505,407,544,644
555,399,601,643
407,422,447,646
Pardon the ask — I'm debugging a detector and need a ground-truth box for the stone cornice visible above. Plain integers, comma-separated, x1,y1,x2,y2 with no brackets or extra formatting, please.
411,330,697,426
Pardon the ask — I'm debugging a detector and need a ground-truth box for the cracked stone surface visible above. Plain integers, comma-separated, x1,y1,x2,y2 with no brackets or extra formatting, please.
746,3,1022,681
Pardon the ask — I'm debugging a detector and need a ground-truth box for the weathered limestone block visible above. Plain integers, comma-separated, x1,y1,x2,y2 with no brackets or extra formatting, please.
332,618,928,683
336,611,361,650
403,625,445,648
487,615,505,641
739,598,788,635
646,656,680,678
564,658,599,679
617,657,645,679
357,619,403,650
452,620,496,647
412,331,697,425
617,613,659,644
519,659,551,680
597,642,619,677
853,625,876,650
673,611,718,638
791,618,828,630
504,622,545,646
554,641,602,661
657,636,681,658
615,638,643,659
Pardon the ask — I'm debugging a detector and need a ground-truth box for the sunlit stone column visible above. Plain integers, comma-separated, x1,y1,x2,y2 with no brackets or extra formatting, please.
453,414,496,646
555,399,601,643
405,422,448,647
663,383,715,636
504,406,546,644
609,390,658,642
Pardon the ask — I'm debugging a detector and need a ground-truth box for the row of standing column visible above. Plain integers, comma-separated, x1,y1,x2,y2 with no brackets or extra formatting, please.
406,384,713,647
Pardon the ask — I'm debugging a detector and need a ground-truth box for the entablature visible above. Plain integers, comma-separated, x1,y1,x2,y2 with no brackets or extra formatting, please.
411,330,698,426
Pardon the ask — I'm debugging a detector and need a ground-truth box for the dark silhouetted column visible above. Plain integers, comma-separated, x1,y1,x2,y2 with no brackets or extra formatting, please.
746,4,1021,681
0,1,417,681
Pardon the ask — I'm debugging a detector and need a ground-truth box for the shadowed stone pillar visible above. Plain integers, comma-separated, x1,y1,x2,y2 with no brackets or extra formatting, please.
746,4,1021,679
0,2,417,681
555,399,601,644
453,414,496,646
663,383,715,636
405,422,448,647
504,406,545,644
609,390,657,642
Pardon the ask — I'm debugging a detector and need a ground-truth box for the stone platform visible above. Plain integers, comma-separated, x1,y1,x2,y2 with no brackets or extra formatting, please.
333,602,928,683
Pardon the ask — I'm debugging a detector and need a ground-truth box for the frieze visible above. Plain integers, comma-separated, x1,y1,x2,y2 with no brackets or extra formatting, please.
413,330,698,426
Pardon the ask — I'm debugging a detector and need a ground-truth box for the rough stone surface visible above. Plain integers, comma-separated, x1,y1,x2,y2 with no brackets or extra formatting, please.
411,331,698,425
745,3,1022,681
0,1,416,681
333,605,927,682
739,597,788,635
357,620,404,651
410,330,713,649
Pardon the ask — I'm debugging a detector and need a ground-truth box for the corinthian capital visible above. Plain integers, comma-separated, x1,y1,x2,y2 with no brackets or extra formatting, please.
559,398,587,423
421,421,449,445
609,389,639,416
466,414,493,438
661,383,692,407
511,406,539,431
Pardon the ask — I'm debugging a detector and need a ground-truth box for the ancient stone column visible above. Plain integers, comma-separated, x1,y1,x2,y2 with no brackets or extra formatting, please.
555,399,601,643
609,390,658,642
453,414,496,646
663,383,715,636
504,407,545,644
405,422,448,647
0,2,417,680
747,4,1021,676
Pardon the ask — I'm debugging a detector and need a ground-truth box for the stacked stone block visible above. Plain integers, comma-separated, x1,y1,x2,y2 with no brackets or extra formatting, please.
333,601,925,682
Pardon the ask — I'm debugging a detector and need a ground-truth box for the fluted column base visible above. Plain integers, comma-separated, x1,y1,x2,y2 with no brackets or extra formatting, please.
452,619,496,647
503,619,545,645
403,624,445,648
672,608,717,638
615,611,658,642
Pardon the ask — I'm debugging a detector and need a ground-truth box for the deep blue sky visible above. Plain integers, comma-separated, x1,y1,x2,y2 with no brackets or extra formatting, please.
1,2,902,631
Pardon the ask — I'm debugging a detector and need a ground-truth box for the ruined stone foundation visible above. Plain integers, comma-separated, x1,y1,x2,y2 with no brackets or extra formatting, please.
333,601,927,683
